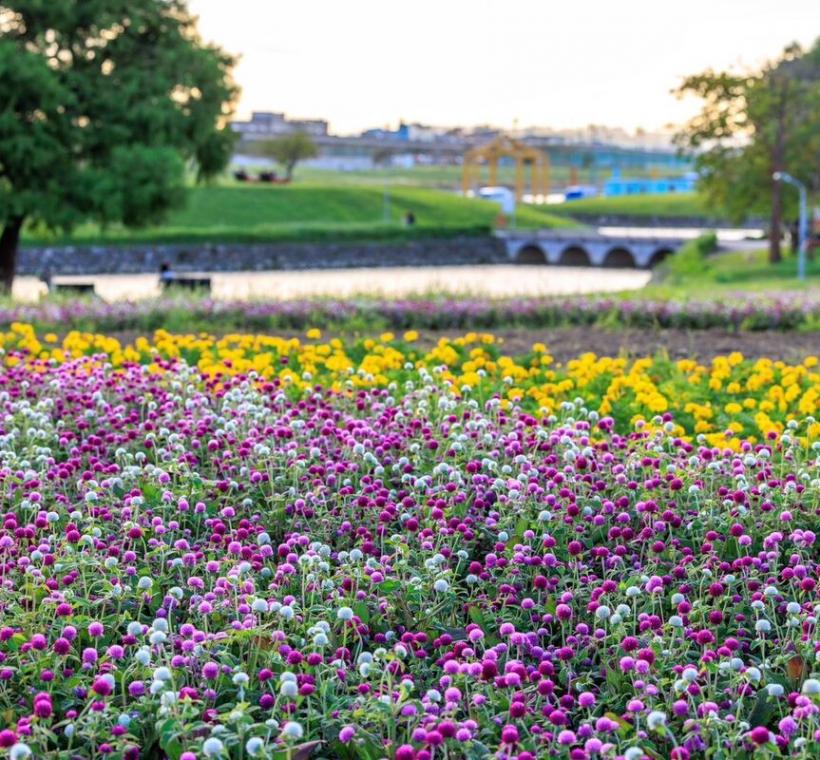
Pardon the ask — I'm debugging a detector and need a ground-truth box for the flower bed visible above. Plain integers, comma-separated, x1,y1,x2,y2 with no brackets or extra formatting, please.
0,327,817,759
2,291,818,333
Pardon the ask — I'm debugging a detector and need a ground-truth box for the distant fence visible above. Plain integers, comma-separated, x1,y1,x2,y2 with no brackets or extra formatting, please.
558,213,767,230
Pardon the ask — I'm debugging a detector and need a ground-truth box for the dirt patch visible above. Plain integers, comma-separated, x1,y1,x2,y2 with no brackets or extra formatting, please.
475,327,818,363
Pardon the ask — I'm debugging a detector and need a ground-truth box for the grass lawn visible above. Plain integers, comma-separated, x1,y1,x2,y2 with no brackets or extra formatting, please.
549,192,712,219
22,183,574,246
245,163,671,190
640,245,820,299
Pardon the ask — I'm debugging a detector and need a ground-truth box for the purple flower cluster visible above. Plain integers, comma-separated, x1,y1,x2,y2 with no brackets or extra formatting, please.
0,353,816,759
3,290,818,332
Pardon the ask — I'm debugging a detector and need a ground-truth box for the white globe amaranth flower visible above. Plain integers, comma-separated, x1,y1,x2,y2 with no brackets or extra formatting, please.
202,737,224,757
802,678,820,695
282,721,304,740
647,711,667,730
10,745,32,760
280,680,299,698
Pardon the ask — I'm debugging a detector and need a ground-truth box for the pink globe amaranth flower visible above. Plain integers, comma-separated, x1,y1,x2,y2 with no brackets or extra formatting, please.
33,698,52,719
501,725,519,744
88,622,104,637
578,692,596,708
202,662,220,680
395,744,415,760
338,725,356,743
92,677,113,696
749,726,771,745
558,730,576,745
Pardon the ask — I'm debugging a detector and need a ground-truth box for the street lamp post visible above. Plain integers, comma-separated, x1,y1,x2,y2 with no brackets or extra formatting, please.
773,171,808,282
383,178,391,225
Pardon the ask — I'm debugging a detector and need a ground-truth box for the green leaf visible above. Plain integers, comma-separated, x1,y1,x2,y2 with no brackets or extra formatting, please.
352,601,370,624
748,693,775,729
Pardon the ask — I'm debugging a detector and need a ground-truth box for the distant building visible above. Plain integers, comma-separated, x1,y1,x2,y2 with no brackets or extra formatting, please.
287,119,330,137
362,121,447,143
231,111,328,139
603,173,697,196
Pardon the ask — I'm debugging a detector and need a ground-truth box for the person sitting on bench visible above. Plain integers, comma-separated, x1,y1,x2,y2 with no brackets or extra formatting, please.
159,261,176,287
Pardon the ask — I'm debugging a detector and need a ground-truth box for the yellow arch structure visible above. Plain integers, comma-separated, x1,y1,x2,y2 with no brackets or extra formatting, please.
461,136,549,203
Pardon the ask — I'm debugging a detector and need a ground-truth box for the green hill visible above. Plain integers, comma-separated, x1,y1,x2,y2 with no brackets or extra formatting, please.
23,183,574,246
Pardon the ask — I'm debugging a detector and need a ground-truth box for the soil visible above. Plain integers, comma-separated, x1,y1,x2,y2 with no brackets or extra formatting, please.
427,327,819,363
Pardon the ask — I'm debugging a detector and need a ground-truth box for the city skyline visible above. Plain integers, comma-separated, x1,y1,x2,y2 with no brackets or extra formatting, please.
189,0,818,135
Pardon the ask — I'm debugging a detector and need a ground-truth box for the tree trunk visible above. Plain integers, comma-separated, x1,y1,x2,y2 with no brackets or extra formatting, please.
768,74,788,265
0,216,23,294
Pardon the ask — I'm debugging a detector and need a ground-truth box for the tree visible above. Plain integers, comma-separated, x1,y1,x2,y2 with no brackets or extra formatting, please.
0,1,238,291
255,132,318,180
675,40,819,263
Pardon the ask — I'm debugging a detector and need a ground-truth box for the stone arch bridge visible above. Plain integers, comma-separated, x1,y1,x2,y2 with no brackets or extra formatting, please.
496,230,687,269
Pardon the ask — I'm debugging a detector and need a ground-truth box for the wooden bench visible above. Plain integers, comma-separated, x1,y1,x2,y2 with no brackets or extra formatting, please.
53,282,97,296
163,277,212,293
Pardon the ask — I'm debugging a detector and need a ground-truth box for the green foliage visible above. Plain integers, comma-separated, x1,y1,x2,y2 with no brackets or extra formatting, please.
0,0,238,286
549,193,710,219
251,132,318,179
675,40,820,260
657,233,718,280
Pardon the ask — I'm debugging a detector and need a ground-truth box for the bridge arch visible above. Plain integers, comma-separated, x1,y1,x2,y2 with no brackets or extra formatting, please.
648,248,674,268
602,247,636,268
558,245,591,267
515,244,547,264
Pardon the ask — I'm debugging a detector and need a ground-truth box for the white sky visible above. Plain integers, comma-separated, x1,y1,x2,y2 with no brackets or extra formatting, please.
188,0,818,135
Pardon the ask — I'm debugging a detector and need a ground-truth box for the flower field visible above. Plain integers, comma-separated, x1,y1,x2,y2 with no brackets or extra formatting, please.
4,291,819,334
0,325,817,759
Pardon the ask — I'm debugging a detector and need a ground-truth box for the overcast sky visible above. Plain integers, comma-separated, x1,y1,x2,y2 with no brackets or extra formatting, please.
188,0,818,134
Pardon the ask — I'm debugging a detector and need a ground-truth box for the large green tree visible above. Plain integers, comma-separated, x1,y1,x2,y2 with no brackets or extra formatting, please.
675,40,819,263
0,1,238,291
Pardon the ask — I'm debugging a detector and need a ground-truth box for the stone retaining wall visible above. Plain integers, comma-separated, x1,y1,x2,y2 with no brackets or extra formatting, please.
18,236,507,275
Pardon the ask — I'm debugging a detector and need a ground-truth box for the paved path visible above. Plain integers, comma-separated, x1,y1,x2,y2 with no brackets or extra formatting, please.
12,265,650,302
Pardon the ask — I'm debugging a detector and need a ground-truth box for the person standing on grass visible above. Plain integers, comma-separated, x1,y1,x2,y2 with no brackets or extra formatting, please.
39,267,53,294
